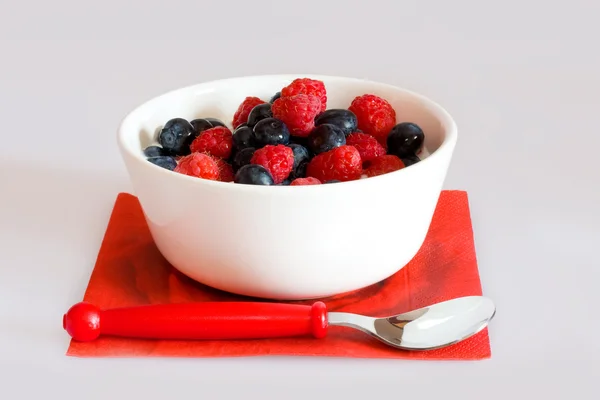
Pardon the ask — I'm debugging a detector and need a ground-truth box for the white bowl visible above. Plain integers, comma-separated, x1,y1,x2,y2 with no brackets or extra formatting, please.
117,74,457,300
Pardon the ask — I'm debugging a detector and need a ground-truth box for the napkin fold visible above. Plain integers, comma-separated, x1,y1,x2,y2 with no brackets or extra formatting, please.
66,190,491,360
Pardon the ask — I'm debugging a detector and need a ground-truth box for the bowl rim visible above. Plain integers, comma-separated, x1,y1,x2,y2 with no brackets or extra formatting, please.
117,73,458,191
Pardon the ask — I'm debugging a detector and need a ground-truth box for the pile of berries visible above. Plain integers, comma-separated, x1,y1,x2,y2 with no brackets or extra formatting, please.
143,78,425,186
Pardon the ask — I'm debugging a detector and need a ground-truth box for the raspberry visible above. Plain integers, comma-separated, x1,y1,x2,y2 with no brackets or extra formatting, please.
174,153,220,180
290,177,321,186
272,94,321,137
364,155,405,177
346,132,386,163
212,157,234,182
348,94,397,144
250,144,294,184
232,97,265,129
281,78,327,112
306,145,362,182
190,126,233,159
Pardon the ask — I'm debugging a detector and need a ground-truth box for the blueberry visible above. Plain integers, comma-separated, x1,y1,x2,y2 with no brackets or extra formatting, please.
232,125,255,151
234,164,274,185
144,145,166,158
307,123,346,155
288,143,310,179
387,123,425,158
190,118,214,134
314,109,357,136
247,103,273,127
159,118,194,156
270,92,282,103
205,118,226,127
147,156,177,171
401,154,421,167
253,118,290,147
232,147,256,172
291,160,308,179
324,180,341,184
278,179,292,186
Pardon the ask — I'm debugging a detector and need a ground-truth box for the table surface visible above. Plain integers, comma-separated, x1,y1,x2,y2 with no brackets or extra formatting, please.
1,1,599,399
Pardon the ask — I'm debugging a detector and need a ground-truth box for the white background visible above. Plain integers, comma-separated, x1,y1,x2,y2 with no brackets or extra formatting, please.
1,1,599,399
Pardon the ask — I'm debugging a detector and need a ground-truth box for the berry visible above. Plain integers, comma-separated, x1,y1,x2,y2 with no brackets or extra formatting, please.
250,144,294,184
212,157,234,182
281,78,327,112
232,147,256,172
144,145,166,158
148,156,177,170
159,118,194,156
190,126,233,159
387,122,425,158
174,153,220,180
270,92,282,103
247,103,273,127
232,125,255,151
364,155,405,177
232,97,265,129
348,94,396,144
252,118,290,147
272,94,321,137
278,179,292,186
190,118,214,134
290,177,321,186
401,154,421,166
234,164,274,185
324,180,340,184
288,143,311,179
307,123,346,155
346,132,386,163
306,145,362,182
314,109,357,136
205,118,226,127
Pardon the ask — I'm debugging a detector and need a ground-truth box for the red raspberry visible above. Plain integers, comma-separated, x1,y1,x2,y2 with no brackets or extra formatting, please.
281,78,327,112
306,145,362,182
348,94,397,144
346,132,386,163
232,96,265,129
212,157,234,182
272,94,321,137
290,177,321,186
364,155,405,177
190,126,233,159
174,153,220,180
250,144,294,184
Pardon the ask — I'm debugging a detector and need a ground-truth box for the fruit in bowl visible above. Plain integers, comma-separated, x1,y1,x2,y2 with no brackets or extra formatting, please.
117,75,457,300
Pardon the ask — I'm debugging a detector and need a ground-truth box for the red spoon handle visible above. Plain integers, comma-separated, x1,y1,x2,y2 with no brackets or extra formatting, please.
63,301,328,342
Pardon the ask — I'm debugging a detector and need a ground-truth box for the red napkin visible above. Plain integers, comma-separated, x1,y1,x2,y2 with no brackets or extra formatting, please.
66,190,491,360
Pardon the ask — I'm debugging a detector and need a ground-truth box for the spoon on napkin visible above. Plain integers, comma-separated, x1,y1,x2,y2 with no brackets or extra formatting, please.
63,296,495,351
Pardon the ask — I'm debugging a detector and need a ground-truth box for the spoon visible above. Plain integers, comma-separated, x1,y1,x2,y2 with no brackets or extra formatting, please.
63,296,495,350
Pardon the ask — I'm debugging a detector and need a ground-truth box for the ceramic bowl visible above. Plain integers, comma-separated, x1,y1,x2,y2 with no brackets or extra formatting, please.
117,74,457,300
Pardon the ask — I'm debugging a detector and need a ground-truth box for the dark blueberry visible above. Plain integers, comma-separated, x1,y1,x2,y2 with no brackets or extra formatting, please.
292,161,308,179
232,147,256,172
205,117,226,127
158,118,194,156
314,109,358,136
387,123,425,158
324,180,341,184
232,125,255,151
190,118,214,134
143,145,166,158
247,103,273,127
253,118,290,147
401,154,421,167
307,123,346,155
270,91,282,103
288,143,310,179
278,179,292,186
147,156,177,171
234,164,274,185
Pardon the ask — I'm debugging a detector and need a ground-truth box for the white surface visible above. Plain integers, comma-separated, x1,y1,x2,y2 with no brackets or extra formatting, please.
1,0,599,399
118,74,456,299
